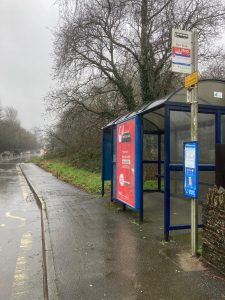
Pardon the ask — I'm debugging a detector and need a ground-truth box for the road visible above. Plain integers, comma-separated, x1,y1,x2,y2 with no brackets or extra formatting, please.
0,162,43,299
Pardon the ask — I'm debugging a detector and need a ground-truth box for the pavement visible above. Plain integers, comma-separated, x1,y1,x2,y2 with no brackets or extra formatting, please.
18,162,225,300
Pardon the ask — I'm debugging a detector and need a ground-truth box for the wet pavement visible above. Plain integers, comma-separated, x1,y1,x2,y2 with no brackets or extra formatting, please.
0,162,43,299
20,163,225,300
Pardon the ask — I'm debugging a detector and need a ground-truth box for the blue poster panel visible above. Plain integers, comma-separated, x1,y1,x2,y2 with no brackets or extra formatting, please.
102,130,112,181
183,141,198,198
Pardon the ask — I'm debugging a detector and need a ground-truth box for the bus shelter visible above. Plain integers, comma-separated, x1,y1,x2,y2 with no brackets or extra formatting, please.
102,79,225,240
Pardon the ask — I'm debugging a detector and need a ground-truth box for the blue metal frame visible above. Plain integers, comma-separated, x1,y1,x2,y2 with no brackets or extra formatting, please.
168,101,225,114
216,112,221,144
101,129,113,196
136,115,144,221
112,127,117,201
143,160,164,164
102,93,225,240
163,102,225,240
158,134,162,191
169,164,215,171
101,131,105,196
164,105,170,241
110,116,143,216
169,224,203,230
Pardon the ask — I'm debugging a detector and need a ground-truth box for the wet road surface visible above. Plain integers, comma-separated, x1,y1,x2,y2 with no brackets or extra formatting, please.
20,163,225,300
0,163,43,299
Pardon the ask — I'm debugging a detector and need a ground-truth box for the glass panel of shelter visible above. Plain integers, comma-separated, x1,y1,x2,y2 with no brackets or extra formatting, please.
170,111,215,202
142,110,165,193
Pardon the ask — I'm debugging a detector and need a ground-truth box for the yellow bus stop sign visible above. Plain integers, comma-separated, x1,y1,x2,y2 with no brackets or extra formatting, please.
184,71,198,88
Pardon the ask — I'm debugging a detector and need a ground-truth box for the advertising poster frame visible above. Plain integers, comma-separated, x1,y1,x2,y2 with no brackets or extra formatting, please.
115,116,142,211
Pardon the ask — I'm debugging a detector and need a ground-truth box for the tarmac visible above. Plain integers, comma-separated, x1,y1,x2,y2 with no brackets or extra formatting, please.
0,162,43,300
20,163,225,300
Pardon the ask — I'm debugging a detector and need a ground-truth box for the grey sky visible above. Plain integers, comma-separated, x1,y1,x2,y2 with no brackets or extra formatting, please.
0,0,58,130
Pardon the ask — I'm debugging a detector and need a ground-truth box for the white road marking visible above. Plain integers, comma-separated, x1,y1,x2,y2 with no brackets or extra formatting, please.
5,212,26,222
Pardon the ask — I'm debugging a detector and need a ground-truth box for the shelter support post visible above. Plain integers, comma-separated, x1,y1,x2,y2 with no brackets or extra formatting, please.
164,106,170,241
215,113,221,144
139,206,143,223
158,134,162,191
111,128,115,202
101,181,104,196
138,115,144,223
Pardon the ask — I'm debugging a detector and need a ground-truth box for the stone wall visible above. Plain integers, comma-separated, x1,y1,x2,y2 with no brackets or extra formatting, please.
202,186,225,275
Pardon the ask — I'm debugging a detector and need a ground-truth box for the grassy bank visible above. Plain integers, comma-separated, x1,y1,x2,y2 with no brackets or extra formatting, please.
32,157,159,194
32,157,109,194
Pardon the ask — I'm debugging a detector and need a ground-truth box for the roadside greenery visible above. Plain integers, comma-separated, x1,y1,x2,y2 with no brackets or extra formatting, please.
32,157,161,194
143,180,163,190
32,157,110,194
0,106,39,152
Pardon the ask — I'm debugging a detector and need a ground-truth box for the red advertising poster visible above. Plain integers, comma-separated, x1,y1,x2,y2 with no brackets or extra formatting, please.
116,119,135,207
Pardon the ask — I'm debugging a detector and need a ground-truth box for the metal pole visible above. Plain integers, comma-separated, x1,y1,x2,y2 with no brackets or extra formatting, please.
158,134,161,191
191,31,198,256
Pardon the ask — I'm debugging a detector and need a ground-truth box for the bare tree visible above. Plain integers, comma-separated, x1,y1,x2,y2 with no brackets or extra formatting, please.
0,106,39,152
52,0,225,112
46,79,129,122
45,104,103,170
4,107,20,125
201,49,225,80
45,0,225,166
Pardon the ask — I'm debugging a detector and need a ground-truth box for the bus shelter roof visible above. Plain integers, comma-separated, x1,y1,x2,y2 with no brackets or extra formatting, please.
103,79,225,129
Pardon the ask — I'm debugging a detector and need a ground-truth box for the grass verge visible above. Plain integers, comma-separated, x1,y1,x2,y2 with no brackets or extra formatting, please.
31,157,110,194
31,157,162,195
143,179,164,190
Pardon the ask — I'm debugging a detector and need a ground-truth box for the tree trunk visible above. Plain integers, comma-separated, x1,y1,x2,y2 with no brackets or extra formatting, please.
140,0,154,104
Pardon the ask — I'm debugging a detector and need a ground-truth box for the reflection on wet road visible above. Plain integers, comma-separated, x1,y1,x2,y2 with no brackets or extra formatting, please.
0,163,43,299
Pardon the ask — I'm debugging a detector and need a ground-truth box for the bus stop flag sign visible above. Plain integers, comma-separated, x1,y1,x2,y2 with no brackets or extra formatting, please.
184,141,198,198
172,29,193,74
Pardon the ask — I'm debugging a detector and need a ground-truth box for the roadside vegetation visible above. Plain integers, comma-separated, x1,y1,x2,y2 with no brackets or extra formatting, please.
143,180,164,190
33,156,161,194
32,157,110,194
0,105,39,153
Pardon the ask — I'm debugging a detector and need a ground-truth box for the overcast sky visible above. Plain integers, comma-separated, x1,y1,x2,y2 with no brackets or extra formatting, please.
0,0,58,130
